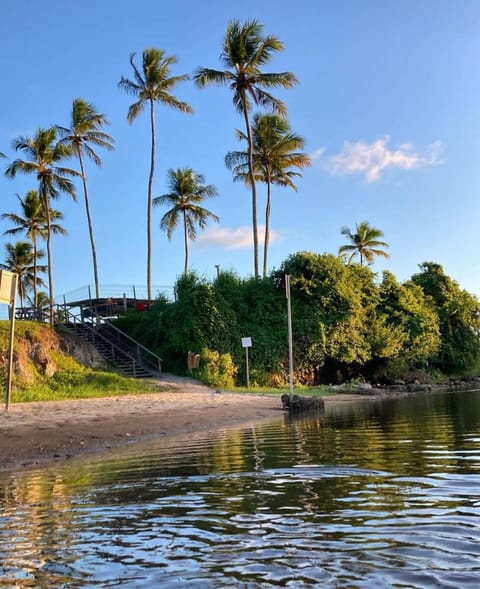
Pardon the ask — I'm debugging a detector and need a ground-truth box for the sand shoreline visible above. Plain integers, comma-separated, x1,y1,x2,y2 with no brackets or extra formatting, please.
0,376,380,472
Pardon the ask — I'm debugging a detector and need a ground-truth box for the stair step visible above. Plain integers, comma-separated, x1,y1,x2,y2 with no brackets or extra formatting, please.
63,323,156,379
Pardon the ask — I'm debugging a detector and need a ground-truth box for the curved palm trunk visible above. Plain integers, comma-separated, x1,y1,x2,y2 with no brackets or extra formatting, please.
263,177,272,279
183,210,189,275
241,93,259,279
78,149,100,298
32,233,38,309
18,276,25,310
147,99,156,301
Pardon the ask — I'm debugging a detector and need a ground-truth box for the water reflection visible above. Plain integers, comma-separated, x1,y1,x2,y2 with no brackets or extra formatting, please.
1,389,479,587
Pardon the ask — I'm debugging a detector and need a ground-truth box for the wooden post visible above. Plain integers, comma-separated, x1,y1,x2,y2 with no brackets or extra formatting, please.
6,274,18,411
286,274,294,400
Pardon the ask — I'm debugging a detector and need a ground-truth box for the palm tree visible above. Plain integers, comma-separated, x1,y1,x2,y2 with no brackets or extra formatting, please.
194,19,298,278
153,167,219,275
225,113,311,277
1,189,66,309
119,48,192,299
5,127,79,323
0,241,47,309
57,98,115,298
338,221,390,266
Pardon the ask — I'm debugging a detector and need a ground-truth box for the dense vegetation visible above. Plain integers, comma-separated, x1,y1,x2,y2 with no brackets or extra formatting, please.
114,252,480,387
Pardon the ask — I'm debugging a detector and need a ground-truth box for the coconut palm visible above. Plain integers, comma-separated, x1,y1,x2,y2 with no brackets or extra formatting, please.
194,19,298,278
1,189,66,309
153,167,219,275
119,48,192,299
339,221,390,266
5,127,79,323
225,113,311,277
0,241,47,309
57,98,115,298
27,290,49,310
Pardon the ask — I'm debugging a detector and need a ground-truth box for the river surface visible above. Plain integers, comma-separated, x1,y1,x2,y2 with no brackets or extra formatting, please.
1,388,479,588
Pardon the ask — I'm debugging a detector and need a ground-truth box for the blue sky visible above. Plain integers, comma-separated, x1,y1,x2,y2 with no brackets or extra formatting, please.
0,0,479,302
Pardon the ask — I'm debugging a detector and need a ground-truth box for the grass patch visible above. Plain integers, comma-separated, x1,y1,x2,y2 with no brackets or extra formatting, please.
11,369,171,403
223,384,332,396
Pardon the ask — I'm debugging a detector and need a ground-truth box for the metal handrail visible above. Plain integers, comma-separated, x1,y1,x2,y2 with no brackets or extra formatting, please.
102,320,162,373
59,308,145,376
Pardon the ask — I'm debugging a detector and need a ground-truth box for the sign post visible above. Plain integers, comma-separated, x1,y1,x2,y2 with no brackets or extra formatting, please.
241,337,252,389
0,271,18,411
285,274,294,400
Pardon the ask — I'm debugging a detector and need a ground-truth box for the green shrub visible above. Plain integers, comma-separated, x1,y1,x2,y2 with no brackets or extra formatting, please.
197,347,237,388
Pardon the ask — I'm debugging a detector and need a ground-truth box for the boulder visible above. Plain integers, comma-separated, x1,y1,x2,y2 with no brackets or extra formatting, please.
281,393,325,413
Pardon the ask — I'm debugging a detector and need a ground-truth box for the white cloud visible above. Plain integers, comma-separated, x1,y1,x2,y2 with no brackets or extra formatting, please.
197,225,280,249
317,136,443,182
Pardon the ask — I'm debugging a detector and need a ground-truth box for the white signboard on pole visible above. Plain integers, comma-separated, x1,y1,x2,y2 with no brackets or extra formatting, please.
241,337,252,388
0,270,15,304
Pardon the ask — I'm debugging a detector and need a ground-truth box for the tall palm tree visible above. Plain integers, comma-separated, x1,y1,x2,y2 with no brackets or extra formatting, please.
1,189,66,308
0,241,47,309
338,221,390,266
5,127,79,323
57,98,115,298
153,167,219,275
194,19,298,278
225,113,311,277
119,48,192,299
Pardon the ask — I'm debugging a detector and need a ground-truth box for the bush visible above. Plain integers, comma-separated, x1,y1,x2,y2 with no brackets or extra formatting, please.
197,347,237,388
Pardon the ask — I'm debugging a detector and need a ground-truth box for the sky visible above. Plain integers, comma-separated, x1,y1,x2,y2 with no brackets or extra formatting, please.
0,0,479,305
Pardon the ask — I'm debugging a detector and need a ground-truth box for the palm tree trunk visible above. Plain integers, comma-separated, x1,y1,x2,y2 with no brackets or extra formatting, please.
147,99,156,300
183,210,189,275
78,150,100,299
263,178,272,279
41,190,54,326
32,233,38,310
241,93,259,279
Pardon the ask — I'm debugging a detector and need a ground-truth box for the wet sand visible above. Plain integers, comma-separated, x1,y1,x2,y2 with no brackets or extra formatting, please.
0,375,376,471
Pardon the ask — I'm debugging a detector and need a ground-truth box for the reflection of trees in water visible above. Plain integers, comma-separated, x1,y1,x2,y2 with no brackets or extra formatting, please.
1,389,479,585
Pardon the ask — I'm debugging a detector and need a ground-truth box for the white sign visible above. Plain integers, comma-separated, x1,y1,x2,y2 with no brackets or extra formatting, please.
0,270,16,305
241,337,252,348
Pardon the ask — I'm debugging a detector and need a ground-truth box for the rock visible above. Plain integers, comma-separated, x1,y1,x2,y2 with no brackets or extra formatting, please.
281,393,325,413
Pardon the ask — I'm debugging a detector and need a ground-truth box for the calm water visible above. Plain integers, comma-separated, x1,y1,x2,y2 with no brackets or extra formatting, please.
1,389,480,588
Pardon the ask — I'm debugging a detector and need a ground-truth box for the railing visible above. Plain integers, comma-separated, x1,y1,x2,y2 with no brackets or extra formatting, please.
59,308,150,377
55,284,175,305
100,321,162,374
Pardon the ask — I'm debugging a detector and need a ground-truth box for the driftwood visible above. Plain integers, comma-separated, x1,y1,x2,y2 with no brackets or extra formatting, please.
281,393,325,413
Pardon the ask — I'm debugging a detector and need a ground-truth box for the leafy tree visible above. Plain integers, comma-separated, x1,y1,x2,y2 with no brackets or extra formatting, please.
339,220,390,266
159,273,232,372
5,127,78,323
225,113,311,277
153,167,219,275
274,252,375,382
1,190,65,309
194,19,297,278
57,98,115,298
0,241,46,308
378,270,441,366
119,48,192,299
411,262,480,372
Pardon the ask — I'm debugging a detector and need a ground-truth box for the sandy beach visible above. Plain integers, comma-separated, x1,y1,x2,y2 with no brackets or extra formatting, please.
0,375,375,472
